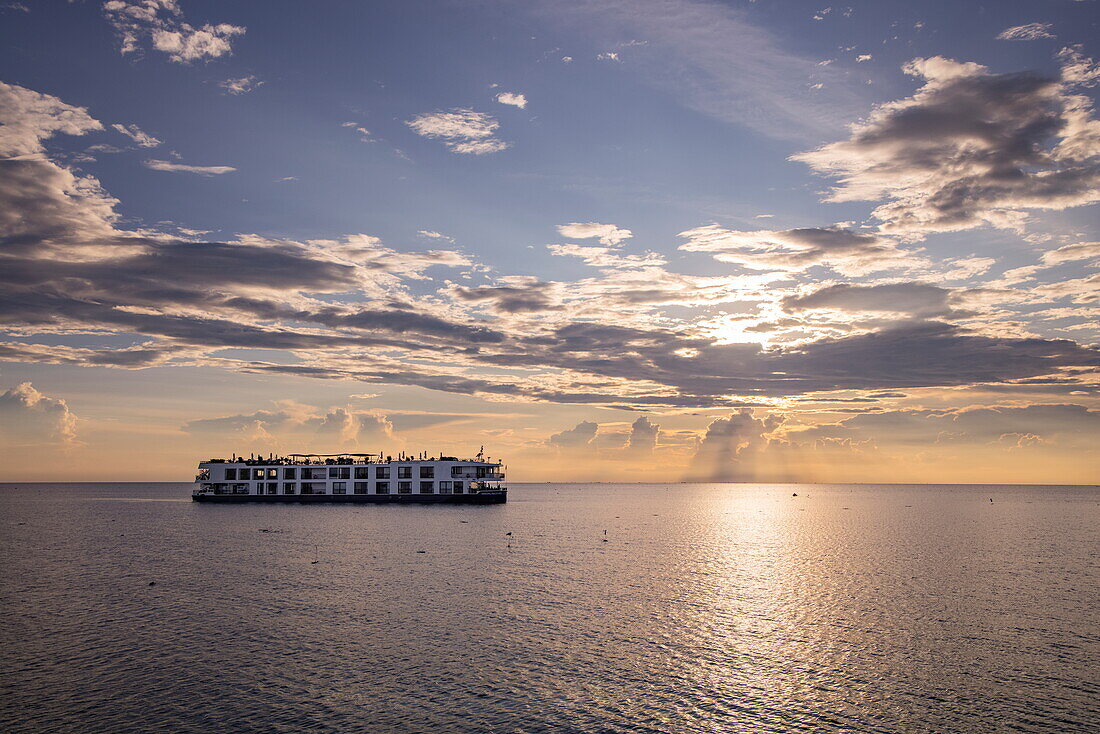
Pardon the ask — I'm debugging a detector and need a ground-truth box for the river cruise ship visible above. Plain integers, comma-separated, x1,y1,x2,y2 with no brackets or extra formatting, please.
192,451,506,504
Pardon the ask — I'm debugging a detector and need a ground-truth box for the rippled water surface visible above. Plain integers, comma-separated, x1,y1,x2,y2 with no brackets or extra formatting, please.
1,483,1098,733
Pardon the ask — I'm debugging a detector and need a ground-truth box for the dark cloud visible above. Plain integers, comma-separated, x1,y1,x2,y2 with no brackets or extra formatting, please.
686,409,782,481
793,56,1100,236
450,280,562,313
782,282,973,319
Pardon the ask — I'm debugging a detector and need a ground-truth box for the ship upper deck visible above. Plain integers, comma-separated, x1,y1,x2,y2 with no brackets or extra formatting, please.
199,453,502,467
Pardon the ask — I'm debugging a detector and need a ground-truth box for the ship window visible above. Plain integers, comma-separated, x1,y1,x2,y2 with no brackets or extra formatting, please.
439,481,452,494
225,468,237,480
398,466,412,479
253,468,265,480
375,481,389,494
353,482,369,493
476,467,487,478
332,482,347,494
419,481,434,493
304,467,325,480
397,481,411,493
267,483,278,494
267,468,278,479
283,483,296,494
284,467,296,479
233,483,249,493
452,481,463,494
451,466,467,476
420,466,434,478
329,467,350,479
354,467,369,479
376,467,390,479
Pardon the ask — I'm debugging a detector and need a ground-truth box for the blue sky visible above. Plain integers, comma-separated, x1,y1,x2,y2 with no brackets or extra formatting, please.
1,0,1098,481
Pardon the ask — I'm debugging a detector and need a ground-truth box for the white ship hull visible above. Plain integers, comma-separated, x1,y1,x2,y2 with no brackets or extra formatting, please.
193,453,507,504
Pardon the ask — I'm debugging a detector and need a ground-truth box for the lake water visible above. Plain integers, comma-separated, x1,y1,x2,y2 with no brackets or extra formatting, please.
1,482,1097,733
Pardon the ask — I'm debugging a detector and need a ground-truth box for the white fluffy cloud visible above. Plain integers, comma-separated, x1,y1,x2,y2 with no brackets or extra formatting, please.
144,159,236,175
111,122,160,147
548,420,599,448
495,92,527,109
793,55,1100,237
678,225,917,275
996,23,1055,41
218,75,262,95
102,1,245,63
405,108,509,154
556,222,633,246
0,81,102,157
0,382,78,446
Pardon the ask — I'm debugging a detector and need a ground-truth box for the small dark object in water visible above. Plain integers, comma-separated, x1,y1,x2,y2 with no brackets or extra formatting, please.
602,538,608,542
505,532,512,536
990,498,994,503
792,492,798,497
416,550,426,553
148,581,156,586
460,520,469,523
16,522,26,526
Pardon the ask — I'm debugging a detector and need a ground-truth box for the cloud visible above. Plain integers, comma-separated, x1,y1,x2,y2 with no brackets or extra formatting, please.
405,108,509,154
1042,241,1100,264
548,420,599,448
686,409,780,481
556,221,632,246
0,81,103,157
144,159,236,175
678,225,916,275
4,79,1099,413
997,23,1055,41
495,92,527,109
102,0,245,62
111,122,161,147
183,402,395,446
822,403,1100,447
856,54,872,62
417,229,454,242
782,282,971,319
625,415,659,453
596,51,620,62
450,278,563,314
341,121,373,142
1057,45,1100,87
793,55,1100,237
0,382,78,446
218,75,262,95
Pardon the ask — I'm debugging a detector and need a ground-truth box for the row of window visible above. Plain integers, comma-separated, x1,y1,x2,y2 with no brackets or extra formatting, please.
222,466,488,481
229,480,467,494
